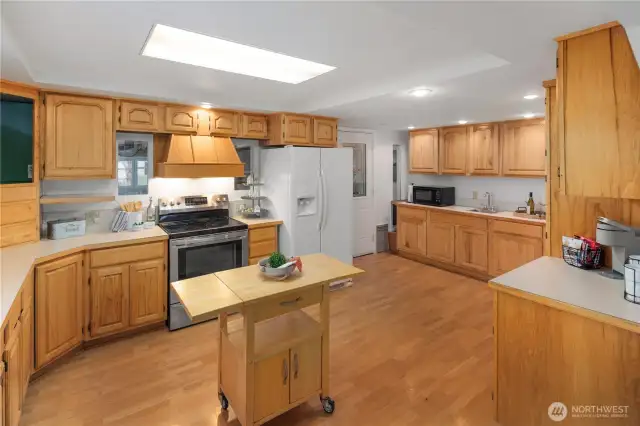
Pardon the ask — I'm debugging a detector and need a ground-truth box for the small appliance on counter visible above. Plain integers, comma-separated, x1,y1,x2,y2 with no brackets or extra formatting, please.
596,217,640,279
47,218,86,240
411,185,455,207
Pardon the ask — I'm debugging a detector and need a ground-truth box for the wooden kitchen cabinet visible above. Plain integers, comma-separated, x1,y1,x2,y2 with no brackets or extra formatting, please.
20,303,33,399
253,350,290,422
89,265,129,338
249,225,279,265
241,113,269,139
489,221,543,276
501,119,545,177
129,259,166,327
5,323,21,426
455,227,488,272
44,94,114,179
165,106,199,133
117,101,160,132
289,339,321,403
211,110,240,136
409,129,439,174
35,254,83,369
426,221,455,263
468,123,500,175
283,114,312,144
397,207,427,256
439,126,467,175
313,117,338,146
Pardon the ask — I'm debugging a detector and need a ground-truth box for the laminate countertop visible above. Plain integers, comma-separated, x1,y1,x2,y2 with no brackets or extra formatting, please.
393,201,546,225
232,217,284,229
489,256,640,333
0,227,168,325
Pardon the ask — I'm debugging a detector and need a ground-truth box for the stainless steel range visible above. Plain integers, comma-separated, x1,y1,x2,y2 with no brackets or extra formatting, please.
157,194,248,331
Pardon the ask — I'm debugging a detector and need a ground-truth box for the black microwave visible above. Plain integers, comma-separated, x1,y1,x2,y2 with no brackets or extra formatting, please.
412,186,455,206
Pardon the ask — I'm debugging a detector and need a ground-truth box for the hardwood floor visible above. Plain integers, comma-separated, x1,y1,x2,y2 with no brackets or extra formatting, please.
21,253,498,426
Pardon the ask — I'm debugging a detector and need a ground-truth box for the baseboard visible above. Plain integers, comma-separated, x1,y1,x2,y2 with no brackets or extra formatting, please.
396,251,491,282
84,321,166,349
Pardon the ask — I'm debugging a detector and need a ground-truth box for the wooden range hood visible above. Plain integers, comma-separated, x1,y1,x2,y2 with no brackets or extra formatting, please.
154,134,244,178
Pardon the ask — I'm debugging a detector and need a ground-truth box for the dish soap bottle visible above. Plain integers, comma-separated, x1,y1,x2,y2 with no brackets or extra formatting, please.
526,192,535,215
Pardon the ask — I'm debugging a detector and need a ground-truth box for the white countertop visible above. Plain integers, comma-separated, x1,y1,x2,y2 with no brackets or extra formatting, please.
232,216,283,229
490,256,640,329
0,227,168,325
393,201,546,225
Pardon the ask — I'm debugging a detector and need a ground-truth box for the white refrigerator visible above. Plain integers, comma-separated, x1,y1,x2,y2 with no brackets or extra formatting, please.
261,146,353,265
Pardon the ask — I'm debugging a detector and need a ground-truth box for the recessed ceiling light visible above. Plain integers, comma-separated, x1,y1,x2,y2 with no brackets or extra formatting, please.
458,120,468,125
523,113,536,118
200,102,212,109
523,94,539,100
409,88,432,98
141,24,336,84
408,125,415,130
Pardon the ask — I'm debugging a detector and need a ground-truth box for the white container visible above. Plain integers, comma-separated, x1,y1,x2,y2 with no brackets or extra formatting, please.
408,184,414,202
47,218,86,240
127,212,144,232
628,254,640,266
624,263,640,304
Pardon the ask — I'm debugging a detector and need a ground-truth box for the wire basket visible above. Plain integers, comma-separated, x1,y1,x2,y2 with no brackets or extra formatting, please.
562,238,603,269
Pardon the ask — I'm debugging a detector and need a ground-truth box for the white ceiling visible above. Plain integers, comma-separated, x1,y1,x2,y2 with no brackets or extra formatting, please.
2,1,640,130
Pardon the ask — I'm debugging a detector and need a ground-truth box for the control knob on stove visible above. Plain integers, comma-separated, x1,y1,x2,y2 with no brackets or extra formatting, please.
169,201,175,207
161,202,167,207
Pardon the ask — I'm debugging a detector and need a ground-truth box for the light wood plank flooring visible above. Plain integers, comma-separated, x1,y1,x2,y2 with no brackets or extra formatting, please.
21,253,498,426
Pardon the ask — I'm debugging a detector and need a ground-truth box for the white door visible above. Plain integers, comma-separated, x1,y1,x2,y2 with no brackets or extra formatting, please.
320,148,353,265
339,130,375,257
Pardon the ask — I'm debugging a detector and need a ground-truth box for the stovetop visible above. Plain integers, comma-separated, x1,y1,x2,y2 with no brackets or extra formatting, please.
158,210,247,239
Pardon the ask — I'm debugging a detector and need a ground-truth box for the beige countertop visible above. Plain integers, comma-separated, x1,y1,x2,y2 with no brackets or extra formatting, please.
393,201,546,225
233,217,284,229
490,256,640,333
0,227,168,325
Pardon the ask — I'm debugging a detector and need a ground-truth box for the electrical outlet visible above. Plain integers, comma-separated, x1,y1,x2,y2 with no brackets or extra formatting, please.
85,211,100,224
472,191,478,200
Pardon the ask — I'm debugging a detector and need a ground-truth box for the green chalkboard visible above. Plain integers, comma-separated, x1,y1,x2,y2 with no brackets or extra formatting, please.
0,98,34,184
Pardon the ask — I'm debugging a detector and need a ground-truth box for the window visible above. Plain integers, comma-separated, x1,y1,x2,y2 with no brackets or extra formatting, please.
234,145,252,190
117,137,151,195
342,142,366,197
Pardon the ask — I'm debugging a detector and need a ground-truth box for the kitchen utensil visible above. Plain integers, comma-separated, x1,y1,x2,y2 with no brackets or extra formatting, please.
134,201,142,212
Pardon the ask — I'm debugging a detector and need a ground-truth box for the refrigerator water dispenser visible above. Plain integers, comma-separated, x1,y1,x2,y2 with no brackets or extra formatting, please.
297,197,317,216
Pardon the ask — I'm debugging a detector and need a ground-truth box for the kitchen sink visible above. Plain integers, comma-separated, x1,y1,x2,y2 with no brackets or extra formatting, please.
468,208,499,214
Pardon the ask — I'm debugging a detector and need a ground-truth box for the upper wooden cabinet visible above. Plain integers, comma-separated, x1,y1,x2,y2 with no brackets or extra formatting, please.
409,129,439,174
439,126,467,175
284,114,312,144
35,254,83,369
117,101,160,132
468,123,500,175
211,110,239,136
165,106,199,133
241,113,268,139
44,94,114,179
501,119,546,177
558,25,640,199
396,207,427,256
313,118,338,146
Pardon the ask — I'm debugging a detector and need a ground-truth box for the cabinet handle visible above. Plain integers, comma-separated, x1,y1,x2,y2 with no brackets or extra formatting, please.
293,352,299,379
280,297,301,307
282,358,289,384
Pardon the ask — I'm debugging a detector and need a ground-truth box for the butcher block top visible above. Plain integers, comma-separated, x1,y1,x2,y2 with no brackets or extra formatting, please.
172,253,364,319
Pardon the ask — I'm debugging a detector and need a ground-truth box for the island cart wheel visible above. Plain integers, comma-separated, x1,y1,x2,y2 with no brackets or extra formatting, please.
219,392,229,410
321,396,335,414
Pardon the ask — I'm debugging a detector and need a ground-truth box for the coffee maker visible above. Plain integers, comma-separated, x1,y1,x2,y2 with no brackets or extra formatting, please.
596,217,640,278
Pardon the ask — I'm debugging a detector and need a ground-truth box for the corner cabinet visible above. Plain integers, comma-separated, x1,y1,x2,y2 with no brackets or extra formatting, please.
43,94,114,179
409,129,439,174
501,119,545,177
468,123,500,175
439,126,467,175
396,206,427,256
35,253,84,369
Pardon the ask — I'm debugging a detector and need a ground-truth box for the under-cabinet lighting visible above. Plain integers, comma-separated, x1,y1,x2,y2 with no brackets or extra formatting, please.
200,102,212,109
458,120,468,125
522,113,535,118
141,24,336,84
409,88,432,97
523,94,539,100
408,125,415,130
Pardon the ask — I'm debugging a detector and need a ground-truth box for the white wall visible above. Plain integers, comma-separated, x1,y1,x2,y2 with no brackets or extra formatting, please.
372,130,408,226
407,173,545,212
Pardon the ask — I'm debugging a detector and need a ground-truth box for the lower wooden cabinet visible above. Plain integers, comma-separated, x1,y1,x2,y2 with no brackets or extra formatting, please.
20,304,33,399
35,254,83,369
129,259,166,326
397,208,427,256
289,339,321,403
248,225,279,265
489,231,543,276
454,227,488,272
426,222,455,263
5,321,22,426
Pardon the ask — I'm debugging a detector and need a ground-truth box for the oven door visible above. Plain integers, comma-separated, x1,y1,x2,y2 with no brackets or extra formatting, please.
413,187,439,206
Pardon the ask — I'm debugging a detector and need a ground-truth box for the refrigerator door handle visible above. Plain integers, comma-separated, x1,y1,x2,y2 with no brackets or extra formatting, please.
318,169,324,231
321,167,329,232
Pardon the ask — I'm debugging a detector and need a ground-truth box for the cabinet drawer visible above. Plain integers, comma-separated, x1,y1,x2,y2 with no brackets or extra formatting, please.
490,220,542,239
90,242,165,268
398,206,427,221
452,214,487,230
249,240,277,258
249,227,277,244
253,286,322,323
249,256,263,266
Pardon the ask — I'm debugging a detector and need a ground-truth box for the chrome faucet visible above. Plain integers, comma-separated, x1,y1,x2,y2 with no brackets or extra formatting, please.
483,192,497,213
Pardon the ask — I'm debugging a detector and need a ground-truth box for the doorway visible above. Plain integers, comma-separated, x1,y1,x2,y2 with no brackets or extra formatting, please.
339,129,375,257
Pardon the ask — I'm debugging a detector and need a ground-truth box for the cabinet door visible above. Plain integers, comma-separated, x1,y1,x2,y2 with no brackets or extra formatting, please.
21,305,33,399
89,265,129,338
241,113,268,139
253,350,290,423
5,326,21,426
426,222,455,263
468,123,500,175
211,110,239,136
440,126,467,174
165,106,198,133
455,227,488,272
501,119,545,177
118,101,160,131
290,339,321,403
129,259,166,326
409,129,439,173
35,254,83,369
313,118,337,146
489,232,543,276
283,115,312,144
44,94,114,179
397,208,427,256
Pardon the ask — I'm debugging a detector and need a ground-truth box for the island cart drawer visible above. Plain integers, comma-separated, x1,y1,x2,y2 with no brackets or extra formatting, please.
253,286,322,322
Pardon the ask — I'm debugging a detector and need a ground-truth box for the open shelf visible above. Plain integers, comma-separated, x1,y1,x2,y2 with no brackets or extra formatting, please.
227,310,321,361
40,194,116,205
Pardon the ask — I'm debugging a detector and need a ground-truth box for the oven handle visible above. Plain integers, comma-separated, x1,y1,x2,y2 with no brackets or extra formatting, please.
170,232,247,249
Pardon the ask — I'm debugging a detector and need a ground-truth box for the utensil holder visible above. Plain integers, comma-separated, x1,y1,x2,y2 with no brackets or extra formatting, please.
127,212,144,231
